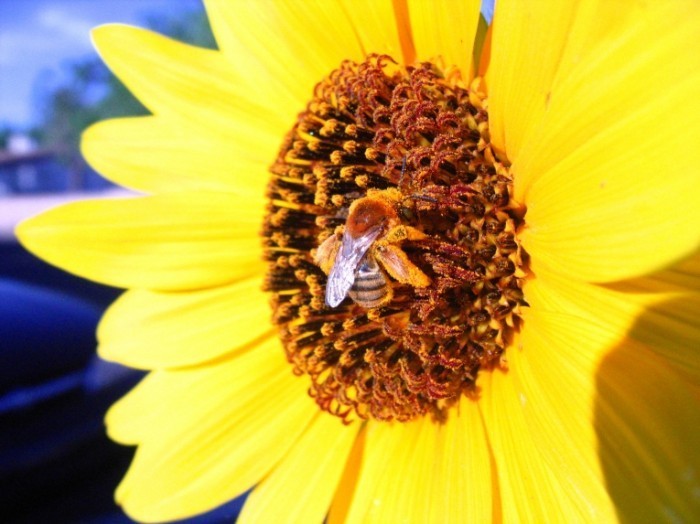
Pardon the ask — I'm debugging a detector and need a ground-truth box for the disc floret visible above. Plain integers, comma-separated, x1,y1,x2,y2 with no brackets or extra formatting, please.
263,55,528,422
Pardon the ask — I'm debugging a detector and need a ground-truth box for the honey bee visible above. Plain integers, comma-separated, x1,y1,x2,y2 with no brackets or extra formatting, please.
314,188,431,309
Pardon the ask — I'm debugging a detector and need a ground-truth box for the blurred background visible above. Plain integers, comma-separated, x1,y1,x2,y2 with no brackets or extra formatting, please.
0,1,243,521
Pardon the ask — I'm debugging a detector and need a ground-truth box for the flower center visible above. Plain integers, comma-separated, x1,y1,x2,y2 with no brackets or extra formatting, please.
263,55,528,422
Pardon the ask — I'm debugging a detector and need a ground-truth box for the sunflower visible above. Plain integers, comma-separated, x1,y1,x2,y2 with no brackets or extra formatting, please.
16,0,700,522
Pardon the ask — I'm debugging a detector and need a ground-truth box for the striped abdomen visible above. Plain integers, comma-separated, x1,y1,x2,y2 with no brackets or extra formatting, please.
348,256,392,309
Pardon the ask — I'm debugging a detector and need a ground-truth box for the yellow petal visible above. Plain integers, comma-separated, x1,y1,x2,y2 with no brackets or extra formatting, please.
472,13,490,79
673,251,700,284
530,260,700,375
595,334,700,522
522,268,669,365
339,0,413,64
82,116,272,196
16,193,265,290
481,270,700,521
431,398,493,522
525,269,650,335
203,0,372,123
532,261,700,379
107,337,318,521
105,336,283,443
345,402,492,523
479,327,618,522
98,276,271,370
605,250,700,296
621,296,700,386
238,414,358,524
408,0,481,78
508,3,700,281
488,1,578,157
604,252,700,383
327,427,366,524
91,24,288,138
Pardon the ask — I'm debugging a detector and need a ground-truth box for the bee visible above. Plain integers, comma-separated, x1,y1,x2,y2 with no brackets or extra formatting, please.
314,188,431,309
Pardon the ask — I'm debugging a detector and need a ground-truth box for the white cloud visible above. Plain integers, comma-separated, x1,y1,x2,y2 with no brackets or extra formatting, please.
36,8,94,48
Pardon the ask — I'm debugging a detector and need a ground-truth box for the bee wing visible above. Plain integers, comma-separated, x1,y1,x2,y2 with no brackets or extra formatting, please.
326,226,382,307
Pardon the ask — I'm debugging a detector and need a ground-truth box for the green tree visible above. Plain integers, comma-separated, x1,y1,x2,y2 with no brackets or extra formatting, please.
0,126,12,149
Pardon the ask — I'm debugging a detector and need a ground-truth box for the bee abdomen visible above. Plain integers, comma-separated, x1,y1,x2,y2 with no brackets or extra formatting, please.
349,261,391,308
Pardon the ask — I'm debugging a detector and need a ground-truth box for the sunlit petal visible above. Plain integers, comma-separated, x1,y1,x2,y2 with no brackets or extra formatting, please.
238,415,359,524
504,2,700,281
407,0,480,77
98,276,270,370
345,402,493,523
108,337,317,521
82,116,272,196
17,193,264,290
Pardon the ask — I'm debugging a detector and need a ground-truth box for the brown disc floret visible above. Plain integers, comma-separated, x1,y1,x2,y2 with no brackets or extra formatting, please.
262,55,528,422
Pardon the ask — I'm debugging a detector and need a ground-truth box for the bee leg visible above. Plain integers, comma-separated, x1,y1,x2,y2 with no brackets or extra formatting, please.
374,243,431,287
313,232,341,275
383,225,428,244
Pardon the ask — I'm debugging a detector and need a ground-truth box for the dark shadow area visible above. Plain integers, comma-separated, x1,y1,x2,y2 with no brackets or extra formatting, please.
0,242,139,522
0,240,248,522
595,297,700,523
0,240,121,309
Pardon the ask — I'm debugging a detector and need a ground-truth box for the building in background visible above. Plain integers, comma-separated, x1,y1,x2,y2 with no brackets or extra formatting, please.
0,133,111,195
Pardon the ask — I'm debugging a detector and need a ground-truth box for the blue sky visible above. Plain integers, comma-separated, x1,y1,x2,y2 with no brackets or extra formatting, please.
0,0,204,129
